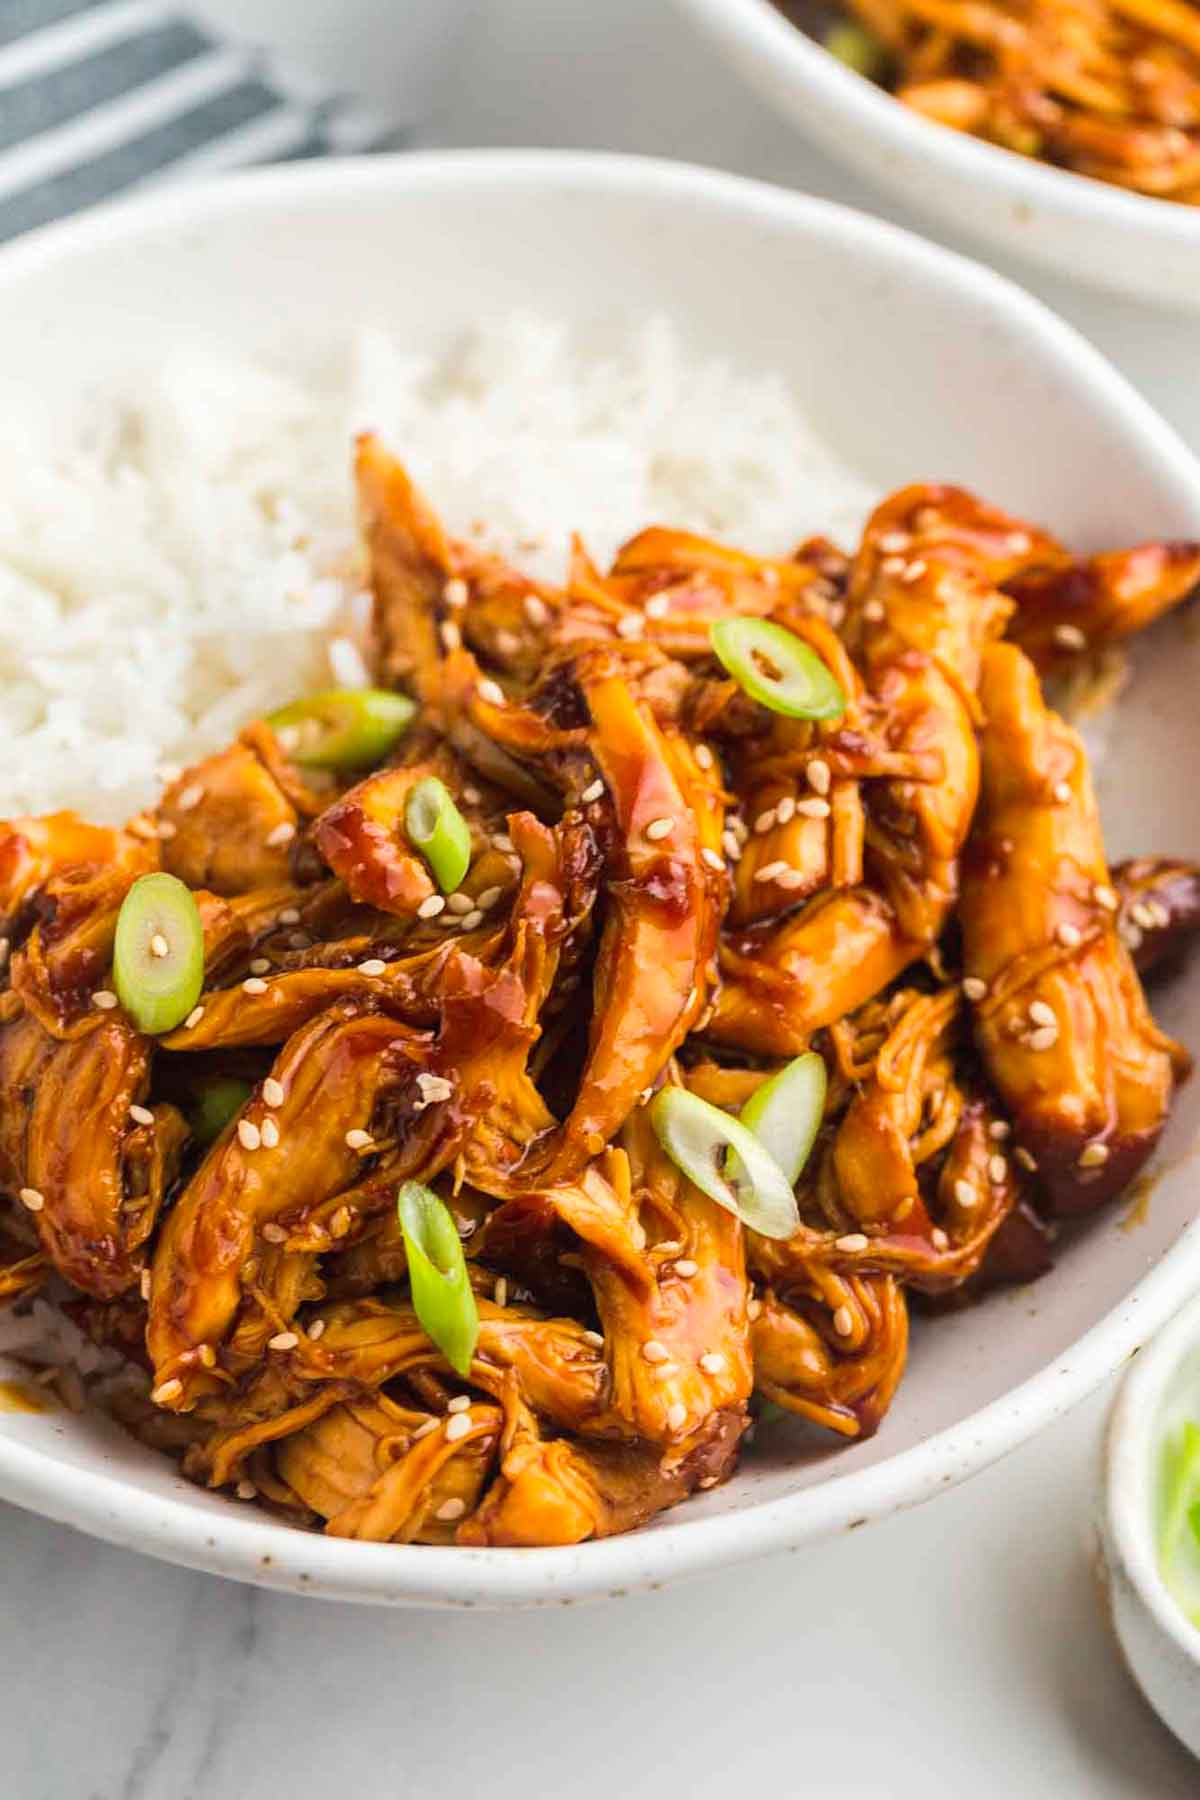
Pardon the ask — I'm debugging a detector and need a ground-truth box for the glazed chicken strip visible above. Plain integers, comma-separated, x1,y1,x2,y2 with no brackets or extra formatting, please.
960,642,1181,1212
147,1004,426,1404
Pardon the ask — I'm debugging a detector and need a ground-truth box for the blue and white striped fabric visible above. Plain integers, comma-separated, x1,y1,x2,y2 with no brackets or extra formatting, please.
0,0,400,242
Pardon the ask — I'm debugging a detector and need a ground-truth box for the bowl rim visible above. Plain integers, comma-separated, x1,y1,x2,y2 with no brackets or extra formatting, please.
673,0,1200,250
1105,1291,1200,1671
2,147,1200,1606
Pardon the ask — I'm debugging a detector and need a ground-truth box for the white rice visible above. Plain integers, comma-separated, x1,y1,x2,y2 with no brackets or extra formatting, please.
0,313,874,823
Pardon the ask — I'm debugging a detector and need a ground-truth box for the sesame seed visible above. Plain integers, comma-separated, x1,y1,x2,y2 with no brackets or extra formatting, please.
747,1297,762,1321
701,847,725,873
1053,781,1072,804
581,778,605,804
1028,1025,1059,1052
878,531,909,553
1014,1146,1038,1172
806,759,831,796
157,763,183,784
674,1259,699,1278
880,556,905,577
645,816,674,842
862,598,886,621
247,956,271,975
344,1128,373,1151
643,1339,669,1363
524,593,549,626
833,1306,853,1337
92,989,118,1010
645,592,671,619
694,743,714,770
1120,922,1144,951
774,795,796,825
140,1270,152,1301
288,931,312,949
269,1332,299,1351
278,907,301,925
954,1179,978,1210
443,577,468,608
308,1319,326,1341
1148,900,1171,929
411,1418,439,1441
583,1329,605,1348
931,1228,949,1250
445,1412,473,1443
476,886,503,910
355,958,387,979
754,861,790,883
237,1120,261,1151
901,559,927,584
721,832,743,861
795,797,831,819
1028,999,1056,1027
265,821,296,849
962,976,988,1001
440,620,462,652
262,1078,285,1109
1053,623,1087,651
988,1155,1008,1185
1094,883,1120,912
130,1104,154,1127
260,1117,280,1150
417,894,446,919
176,783,204,812
1131,900,1157,931
152,1379,184,1405
835,1233,868,1252
149,933,170,960
476,679,506,707
446,892,473,914
262,1222,288,1244
776,869,808,890
19,1187,44,1212
330,1207,352,1239
459,909,484,931
242,976,268,995
236,1480,257,1502
493,1277,508,1308
446,1394,472,1414
156,819,177,841
196,1344,216,1369
1056,923,1082,948
754,807,777,834
989,1120,1011,1140
1079,1142,1110,1168
664,1401,687,1432
415,1073,454,1106
184,1004,206,1030
129,814,157,840
616,613,644,639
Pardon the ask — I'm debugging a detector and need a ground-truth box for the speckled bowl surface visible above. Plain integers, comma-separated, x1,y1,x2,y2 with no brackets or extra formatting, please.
1,152,1199,1606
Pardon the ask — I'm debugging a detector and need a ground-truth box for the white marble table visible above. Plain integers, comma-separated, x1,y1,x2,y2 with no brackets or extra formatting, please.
6,3,1200,1795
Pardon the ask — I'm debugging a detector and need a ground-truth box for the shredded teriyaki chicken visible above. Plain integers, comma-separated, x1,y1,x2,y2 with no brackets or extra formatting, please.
1,446,1198,1547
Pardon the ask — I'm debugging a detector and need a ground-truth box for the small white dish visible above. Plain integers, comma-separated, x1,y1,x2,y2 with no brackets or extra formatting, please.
1101,1293,1200,1760
672,0,1200,310
1,151,1199,1606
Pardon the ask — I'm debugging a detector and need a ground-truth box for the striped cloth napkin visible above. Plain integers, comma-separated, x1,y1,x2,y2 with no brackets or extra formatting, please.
0,0,400,242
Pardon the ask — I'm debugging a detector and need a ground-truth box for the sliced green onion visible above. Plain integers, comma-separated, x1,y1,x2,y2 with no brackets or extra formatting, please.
710,619,846,721
113,872,205,1035
824,19,888,81
405,777,472,893
397,1181,479,1376
267,688,415,770
1160,1419,1200,1607
188,1076,253,1147
650,1087,800,1241
739,1052,827,1186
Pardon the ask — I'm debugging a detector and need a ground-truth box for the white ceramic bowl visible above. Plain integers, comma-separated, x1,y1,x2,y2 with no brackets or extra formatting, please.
2,152,1200,1607
672,0,1200,310
1100,1293,1200,1759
